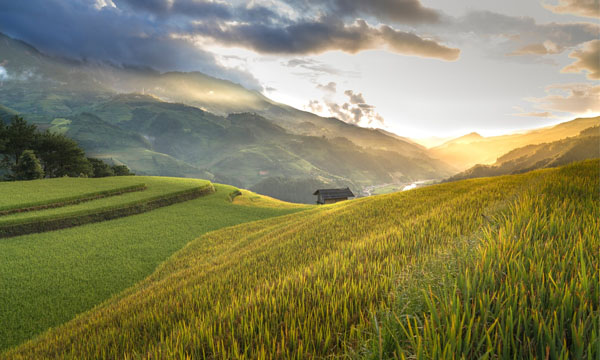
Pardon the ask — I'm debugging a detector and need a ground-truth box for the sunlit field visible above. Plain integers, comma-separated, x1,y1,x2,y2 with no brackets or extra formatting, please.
4,160,596,359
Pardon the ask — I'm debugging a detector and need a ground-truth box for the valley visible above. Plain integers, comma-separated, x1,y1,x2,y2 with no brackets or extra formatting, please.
1,10,599,359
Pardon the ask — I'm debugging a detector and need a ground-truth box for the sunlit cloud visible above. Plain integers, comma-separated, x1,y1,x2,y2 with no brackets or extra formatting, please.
306,88,385,126
562,39,600,79
527,83,600,115
543,0,600,18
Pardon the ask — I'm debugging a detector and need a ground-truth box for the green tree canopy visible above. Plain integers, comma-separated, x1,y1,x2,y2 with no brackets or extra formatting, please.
1,115,133,180
35,131,92,178
111,164,133,176
1,116,38,168
12,150,44,180
88,158,115,178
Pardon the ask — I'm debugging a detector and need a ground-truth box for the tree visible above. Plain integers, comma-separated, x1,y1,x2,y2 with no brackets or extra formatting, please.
88,157,114,177
35,132,92,177
111,164,134,176
1,116,38,169
0,121,6,153
11,150,44,180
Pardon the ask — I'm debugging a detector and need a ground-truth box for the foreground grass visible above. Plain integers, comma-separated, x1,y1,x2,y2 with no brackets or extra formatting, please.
3,161,597,359
0,182,306,351
0,176,207,224
361,160,599,359
0,177,149,211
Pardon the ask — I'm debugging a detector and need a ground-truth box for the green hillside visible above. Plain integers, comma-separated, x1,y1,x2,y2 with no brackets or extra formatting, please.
0,32,454,202
446,126,600,182
0,177,308,350
3,160,597,359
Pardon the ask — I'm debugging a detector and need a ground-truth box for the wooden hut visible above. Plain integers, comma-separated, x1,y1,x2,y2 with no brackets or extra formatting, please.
313,188,355,205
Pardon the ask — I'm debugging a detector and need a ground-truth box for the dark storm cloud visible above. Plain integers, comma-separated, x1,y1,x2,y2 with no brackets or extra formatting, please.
282,0,441,24
114,0,282,24
193,18,460,60
0,0,262,89
0,0,459,92
114,0,232,19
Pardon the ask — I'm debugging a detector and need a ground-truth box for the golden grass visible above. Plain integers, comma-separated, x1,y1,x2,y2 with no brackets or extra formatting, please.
3,161,598,359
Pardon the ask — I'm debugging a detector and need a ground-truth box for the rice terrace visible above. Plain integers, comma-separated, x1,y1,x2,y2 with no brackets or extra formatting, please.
1,0,599,359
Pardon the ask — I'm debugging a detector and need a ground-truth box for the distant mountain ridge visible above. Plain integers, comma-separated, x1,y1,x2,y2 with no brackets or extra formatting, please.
0,32,454,202
445,126,600,182
430,117,600,170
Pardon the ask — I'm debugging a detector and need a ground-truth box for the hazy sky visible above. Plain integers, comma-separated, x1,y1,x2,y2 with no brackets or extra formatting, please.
0,0,598,137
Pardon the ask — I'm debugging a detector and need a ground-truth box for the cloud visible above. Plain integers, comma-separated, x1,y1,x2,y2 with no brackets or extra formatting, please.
282,0,441,25
306,99,324,113
309,89,385,126
285,59,343,75
562,39,600,79
512,111,557,118
193,18,460,60
527,83,600,114
344,90,365,104
454,11,599,58
0,0,262,89
508,41,561,56
317,82,337,93
0,64,35,82
544,0,600,18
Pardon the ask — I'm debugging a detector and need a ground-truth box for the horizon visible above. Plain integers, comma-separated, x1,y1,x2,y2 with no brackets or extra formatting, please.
0,0,598,138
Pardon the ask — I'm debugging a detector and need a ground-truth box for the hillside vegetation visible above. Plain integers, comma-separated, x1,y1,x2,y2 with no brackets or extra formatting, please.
4,160,597,359
0,177,307,351
446,126,599,182
0,32,453,201
430,117,599,170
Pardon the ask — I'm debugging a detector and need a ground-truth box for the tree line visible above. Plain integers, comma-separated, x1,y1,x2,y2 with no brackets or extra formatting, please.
0,116,133,180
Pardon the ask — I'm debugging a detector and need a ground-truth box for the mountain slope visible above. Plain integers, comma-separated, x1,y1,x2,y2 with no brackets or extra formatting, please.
4,160,598,359
446,126,600,181
430,117,600,170
0,32,454,200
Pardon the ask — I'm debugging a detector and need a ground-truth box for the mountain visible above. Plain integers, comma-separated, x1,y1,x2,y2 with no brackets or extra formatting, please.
445,126,600,181
438,132,483,146
430,117,600,170
0,32,454,201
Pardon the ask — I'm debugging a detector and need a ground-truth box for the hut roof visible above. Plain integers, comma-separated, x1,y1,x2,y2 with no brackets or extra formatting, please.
312,188,355,200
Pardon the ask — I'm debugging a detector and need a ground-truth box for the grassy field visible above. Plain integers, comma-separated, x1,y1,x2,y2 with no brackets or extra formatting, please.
0,176,207,224
4,160,596,359
0,180,308,351
0,177,150,211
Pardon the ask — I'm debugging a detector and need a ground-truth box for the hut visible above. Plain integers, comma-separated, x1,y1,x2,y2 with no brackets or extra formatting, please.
313,188,355,205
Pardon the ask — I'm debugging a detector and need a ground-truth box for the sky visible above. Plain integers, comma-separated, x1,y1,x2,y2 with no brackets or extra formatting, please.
0,0,598,138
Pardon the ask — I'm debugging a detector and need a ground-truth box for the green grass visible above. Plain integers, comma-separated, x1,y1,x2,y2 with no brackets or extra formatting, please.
0,176,207,225
0,182,307,351
0,183,146,216
2,161,597,359
0,177,152,211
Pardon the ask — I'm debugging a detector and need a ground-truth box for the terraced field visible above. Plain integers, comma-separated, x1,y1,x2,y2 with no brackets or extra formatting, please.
0,177,309,350
3,160,596,359
0,177,149,213
0,176,214,237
